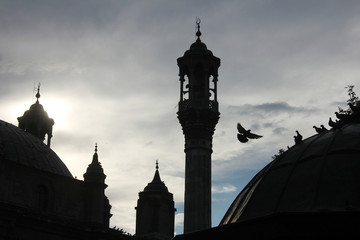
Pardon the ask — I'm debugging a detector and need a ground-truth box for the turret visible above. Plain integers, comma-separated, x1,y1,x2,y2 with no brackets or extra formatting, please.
135,161,175,240
18,85,54,147
84,144,106,183
83,144,111,227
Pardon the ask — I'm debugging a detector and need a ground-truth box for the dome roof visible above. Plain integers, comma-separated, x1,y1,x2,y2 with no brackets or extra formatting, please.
0,120,72,178
29,100,45,112
183,20,214,57
221,120,360,225
183,38,214,56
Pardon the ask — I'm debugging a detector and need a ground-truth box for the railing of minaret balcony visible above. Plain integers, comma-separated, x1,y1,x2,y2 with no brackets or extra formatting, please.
179,99,218,112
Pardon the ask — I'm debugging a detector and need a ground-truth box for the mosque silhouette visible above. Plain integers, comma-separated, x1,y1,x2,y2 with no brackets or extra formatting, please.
1,22,360,240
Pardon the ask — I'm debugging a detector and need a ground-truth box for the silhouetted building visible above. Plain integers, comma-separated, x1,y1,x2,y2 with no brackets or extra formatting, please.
174,100,360,238
0,90,131,240
6,21,360,240
135,161,175,240
177,20,220,233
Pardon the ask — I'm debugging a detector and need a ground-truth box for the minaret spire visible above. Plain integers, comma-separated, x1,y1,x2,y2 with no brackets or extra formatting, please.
92,143,99,163
196,17,201,40
35,83,41,102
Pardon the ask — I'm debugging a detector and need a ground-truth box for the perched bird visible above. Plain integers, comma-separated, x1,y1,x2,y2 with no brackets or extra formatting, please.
328,117,337,128
294,130,302,144
349,102,359,114
313,125,328,134
335,112,346,120
237,123,262,143
320,124,328,131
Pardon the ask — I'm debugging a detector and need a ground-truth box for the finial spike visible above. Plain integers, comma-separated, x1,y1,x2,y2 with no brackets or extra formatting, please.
35,83,41,102
196,17,202,40
95,142,98,153
156,160,159,170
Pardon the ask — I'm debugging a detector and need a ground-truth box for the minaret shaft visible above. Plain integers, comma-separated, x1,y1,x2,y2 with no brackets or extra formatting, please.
184,139,212,232
178,108,219,232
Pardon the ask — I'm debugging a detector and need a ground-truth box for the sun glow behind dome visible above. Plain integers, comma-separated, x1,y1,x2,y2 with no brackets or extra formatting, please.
39,98,68,130
6,96,68,132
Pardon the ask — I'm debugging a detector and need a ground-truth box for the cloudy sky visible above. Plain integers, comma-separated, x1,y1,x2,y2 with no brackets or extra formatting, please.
1,0,360,235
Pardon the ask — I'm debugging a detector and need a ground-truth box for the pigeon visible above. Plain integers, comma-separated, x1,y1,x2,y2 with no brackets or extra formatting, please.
313,125,328,134
294,130,302,144
328,117,337,128
335,112,347,120
349,102,359,114
237,123,262,143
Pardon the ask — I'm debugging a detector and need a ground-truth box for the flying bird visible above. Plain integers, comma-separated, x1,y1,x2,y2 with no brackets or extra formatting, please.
237,123,263,143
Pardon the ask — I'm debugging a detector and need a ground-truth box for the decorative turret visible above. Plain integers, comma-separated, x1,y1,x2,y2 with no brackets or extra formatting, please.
143,161,169,192
18,84,54,147
83,144,111,227
177,19,220,233
135,161,175,240
83,144,106,183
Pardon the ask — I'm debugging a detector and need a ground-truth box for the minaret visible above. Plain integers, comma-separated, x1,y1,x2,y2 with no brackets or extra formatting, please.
18,84,54,147
83,144,112,227
177,19,220,233
135,161,175,240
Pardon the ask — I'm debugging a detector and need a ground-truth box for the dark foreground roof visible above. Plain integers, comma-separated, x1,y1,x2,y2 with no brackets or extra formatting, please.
174,211,360,240
221,122,360,225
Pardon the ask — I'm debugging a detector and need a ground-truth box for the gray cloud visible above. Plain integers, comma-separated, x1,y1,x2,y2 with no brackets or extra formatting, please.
228,102,317,117
2,0,360,234
272,127,288,135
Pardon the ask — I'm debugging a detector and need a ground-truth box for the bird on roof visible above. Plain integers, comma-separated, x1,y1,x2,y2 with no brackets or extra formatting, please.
294,130,303,145
328,117,338,128
313,125,328,134
335,112,347,120
237,123,263,143
349,102,360,114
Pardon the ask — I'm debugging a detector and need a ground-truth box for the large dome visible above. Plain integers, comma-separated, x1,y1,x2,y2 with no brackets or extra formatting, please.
221,120,360,225
0,120,72,177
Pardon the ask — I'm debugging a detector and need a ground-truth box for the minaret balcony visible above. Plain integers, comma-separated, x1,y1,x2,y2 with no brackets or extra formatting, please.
178,99,218,112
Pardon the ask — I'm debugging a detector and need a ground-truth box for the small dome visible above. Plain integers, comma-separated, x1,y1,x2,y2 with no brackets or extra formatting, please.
18,98,54,144
21,101,52,123
221,121,360,225
29,100,45,111
184,39,214,56
0,120,72,177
